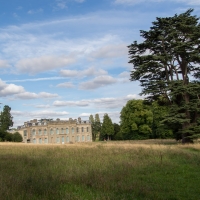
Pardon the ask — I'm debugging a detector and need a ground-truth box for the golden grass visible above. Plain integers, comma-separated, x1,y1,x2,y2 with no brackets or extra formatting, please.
1,139,200,150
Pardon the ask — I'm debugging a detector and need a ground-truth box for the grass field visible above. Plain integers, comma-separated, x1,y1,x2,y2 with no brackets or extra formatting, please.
0,140,200,200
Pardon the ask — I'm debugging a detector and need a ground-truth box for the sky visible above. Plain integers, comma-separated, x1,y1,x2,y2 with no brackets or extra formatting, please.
0,0,200,128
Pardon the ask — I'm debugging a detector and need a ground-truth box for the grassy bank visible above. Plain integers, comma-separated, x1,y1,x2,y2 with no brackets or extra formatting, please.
0,141,200,200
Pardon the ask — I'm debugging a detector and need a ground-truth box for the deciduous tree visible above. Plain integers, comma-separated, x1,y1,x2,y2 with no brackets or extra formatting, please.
120,100,153,140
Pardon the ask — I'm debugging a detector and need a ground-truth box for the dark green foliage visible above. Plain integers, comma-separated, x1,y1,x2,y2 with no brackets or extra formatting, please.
100,113,114,140
12,132,23,142
0,105,13,132
4,132,13,141
3,132,23,142
128,9,200,143
150,101,173,139
112,123,122,140
120,100,153,140
0,105,14,141
89,114,101,141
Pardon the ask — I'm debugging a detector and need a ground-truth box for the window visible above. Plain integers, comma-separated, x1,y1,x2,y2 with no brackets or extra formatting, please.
61,128,64,134
56,128,59,134
82,135,85,141
76,127,79,133
24,130,27,137
71,127,74,134
45,138,48,144
44,129,47,135
32,129,36,136
50,129,53,135
39,138,42,144
56,137,60,143
66,136,69,143
62,136,64,143
33,138,36,144
76,135,80,142
82,127,84,132
87,135,90,141
66,128,69,134
39,129,42,135
87,127,89,132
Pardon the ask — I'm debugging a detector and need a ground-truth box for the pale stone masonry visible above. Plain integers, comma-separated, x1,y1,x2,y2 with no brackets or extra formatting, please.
17,117,92,144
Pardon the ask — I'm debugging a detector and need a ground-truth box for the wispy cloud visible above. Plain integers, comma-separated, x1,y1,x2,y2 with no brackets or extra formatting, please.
12,110,69,120
15,92,59,100
79,75,117,90
56,82,75,88
114,0,200,5
60,67,107,78
16,55,76,74
0,60,11,68
89,44,128,60
54,0,68,10
6,77,66,83
13,13,19,19
53,94,142,109
75,0,85,3
27,8,43,14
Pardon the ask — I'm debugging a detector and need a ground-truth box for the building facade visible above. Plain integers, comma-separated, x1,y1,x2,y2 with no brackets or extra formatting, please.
17,117,92,144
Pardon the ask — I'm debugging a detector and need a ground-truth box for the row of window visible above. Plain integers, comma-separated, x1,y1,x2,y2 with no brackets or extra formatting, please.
32,135,91,143
25,127,90,136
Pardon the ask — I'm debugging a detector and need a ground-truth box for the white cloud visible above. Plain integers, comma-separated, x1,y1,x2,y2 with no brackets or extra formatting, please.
79,75,117,90
90,44,128,59
56,82,75,88
79,113,91,117
12,110,69,120
60,67,107,78
118,71,130,83
27,8,43,14
119,71,130,78
53,100,89,107
60,69,79,77
0,79,25,97
78,111,121,123
15,92,58,99
53,94,142,109
35,104,51,108
6,77,66,83
0,60,11,68
16,55,75,74
0,79,59,99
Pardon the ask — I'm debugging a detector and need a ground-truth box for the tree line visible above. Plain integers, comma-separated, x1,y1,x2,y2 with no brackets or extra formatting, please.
90,98,175,141
0,105,22,142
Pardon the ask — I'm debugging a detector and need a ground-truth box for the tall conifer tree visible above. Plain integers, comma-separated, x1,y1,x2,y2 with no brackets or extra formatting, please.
128,9,200,143
100,113,114,141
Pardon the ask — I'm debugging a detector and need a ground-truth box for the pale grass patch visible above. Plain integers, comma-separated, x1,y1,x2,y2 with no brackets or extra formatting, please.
1,140,200,151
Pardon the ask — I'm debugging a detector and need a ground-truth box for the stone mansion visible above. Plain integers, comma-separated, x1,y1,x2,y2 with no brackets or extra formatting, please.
17,117,92,144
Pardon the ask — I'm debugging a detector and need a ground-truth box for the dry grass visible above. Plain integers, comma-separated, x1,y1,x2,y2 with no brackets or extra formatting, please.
0,140,200,200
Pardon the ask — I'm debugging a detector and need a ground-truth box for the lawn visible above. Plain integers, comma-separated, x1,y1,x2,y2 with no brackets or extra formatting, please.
0,141,200,200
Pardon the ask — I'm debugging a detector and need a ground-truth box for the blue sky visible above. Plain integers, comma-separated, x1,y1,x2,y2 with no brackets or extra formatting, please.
0,0,200,127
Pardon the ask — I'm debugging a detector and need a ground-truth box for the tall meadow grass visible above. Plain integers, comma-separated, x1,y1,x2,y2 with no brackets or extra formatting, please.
0,141,200,200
